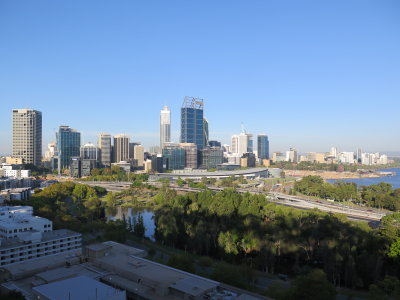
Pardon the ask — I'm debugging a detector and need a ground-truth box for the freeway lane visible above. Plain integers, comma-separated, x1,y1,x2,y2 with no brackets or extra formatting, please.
78,181,388,222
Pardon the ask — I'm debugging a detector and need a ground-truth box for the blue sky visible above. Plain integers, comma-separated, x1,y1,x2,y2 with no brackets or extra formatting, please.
1,0,399,155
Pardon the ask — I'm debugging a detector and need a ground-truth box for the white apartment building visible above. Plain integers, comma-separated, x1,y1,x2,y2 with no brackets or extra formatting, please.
0,206,81,267
339,152,355,164
0,164,31,178
286,148,298,163
231,133,253,156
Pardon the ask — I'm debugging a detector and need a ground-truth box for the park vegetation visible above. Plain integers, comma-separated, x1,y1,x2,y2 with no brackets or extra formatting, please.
294,176,400,210
153,187,400,292
7,180,400,297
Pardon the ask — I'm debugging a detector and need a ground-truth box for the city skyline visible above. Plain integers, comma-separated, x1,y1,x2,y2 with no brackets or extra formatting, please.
1,1,399,154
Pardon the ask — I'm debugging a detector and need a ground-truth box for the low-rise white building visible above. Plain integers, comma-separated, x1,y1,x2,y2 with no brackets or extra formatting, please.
0,206,81,267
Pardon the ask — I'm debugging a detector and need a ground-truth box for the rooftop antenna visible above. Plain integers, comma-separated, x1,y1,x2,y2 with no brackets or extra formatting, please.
241,122,247,134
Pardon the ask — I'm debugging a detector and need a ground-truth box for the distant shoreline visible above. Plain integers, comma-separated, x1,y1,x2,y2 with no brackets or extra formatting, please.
284,170,388,180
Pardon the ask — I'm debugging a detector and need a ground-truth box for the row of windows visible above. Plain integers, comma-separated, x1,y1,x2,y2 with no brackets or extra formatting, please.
0,246,80,266
0,237,81,254
1,242,80,259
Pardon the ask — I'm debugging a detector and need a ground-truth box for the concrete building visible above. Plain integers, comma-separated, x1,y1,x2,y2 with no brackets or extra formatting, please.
339,152,355,164
0,164,31,178
160,106,171,149
70,157,94,178
80,142,98,161
241,153,256,168
33,275,126,300
0,178,32,191
144,159,152,173
12,109,42,166
0,206,81,267
134,145,145,168
272,152,286,163
306,152,326,163
5,157,24,165
181,97,205,149
84,241,266,300
0,188,31,202
231,133,253,156
286,148,298,163
57,126,81,169
98,133,112,167
113,134,130,163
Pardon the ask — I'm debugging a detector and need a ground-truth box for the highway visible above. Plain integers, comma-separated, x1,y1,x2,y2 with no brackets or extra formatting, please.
79,181,388,222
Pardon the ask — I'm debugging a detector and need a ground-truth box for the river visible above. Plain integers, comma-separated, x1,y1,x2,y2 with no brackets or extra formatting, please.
106,207,156,241
327,168,400,189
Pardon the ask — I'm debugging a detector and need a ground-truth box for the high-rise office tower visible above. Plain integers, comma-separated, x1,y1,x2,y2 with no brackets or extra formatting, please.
12,109,42,165
160,106,171,149
134,145,145,167
113,134,130,163
57,126,81,169
98,133,112,167
231,133,253,156
181,97,204,149
257,134,270,159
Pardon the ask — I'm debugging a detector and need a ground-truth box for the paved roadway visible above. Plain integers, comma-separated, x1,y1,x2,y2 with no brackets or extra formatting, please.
79,181,388,222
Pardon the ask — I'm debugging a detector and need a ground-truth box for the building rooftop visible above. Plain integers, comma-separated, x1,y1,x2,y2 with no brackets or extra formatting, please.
0,229,81,251
170,277,217,297
33,275,125,300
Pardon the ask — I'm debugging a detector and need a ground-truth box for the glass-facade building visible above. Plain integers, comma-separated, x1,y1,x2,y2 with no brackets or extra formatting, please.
57,126,81,169
181,97,205,150
162,148,186,170
257,134,270,159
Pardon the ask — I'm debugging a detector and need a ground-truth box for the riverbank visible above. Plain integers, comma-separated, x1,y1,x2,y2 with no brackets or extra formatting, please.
284,170,384,180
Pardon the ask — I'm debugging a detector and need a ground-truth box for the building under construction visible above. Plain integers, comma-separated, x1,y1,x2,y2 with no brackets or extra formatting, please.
180,97,205,150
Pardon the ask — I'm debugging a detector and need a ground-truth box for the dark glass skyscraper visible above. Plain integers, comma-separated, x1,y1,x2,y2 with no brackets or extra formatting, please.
257,134,270,159
57,126,81,169
181,97,204,149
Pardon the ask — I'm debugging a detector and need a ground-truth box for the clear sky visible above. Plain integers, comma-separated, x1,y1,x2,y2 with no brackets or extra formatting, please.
1,0,399,155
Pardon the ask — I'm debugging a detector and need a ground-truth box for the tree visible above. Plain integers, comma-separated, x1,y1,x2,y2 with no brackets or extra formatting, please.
288,269,336,300
167,254,195,273
133,214,146,238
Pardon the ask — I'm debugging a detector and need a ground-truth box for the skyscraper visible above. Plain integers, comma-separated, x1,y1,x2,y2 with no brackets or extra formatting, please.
181,97,204,149
57,126,81,169
231,133,253,156
113,134,130,163
12,109,42,165
203,118,209,149
257,134,270,159
134,145,145,167
160,106,171,149
98,133,112,167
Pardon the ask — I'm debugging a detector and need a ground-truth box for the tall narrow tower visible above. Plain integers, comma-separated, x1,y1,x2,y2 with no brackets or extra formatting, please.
98,133,112,167
113,134,130,163
12,109,42,165
57,126,81,169
180,97,204,149
160,106,171,149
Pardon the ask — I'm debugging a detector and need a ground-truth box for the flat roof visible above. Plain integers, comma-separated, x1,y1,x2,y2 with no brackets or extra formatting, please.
33,275,123,300
170,277,217,297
